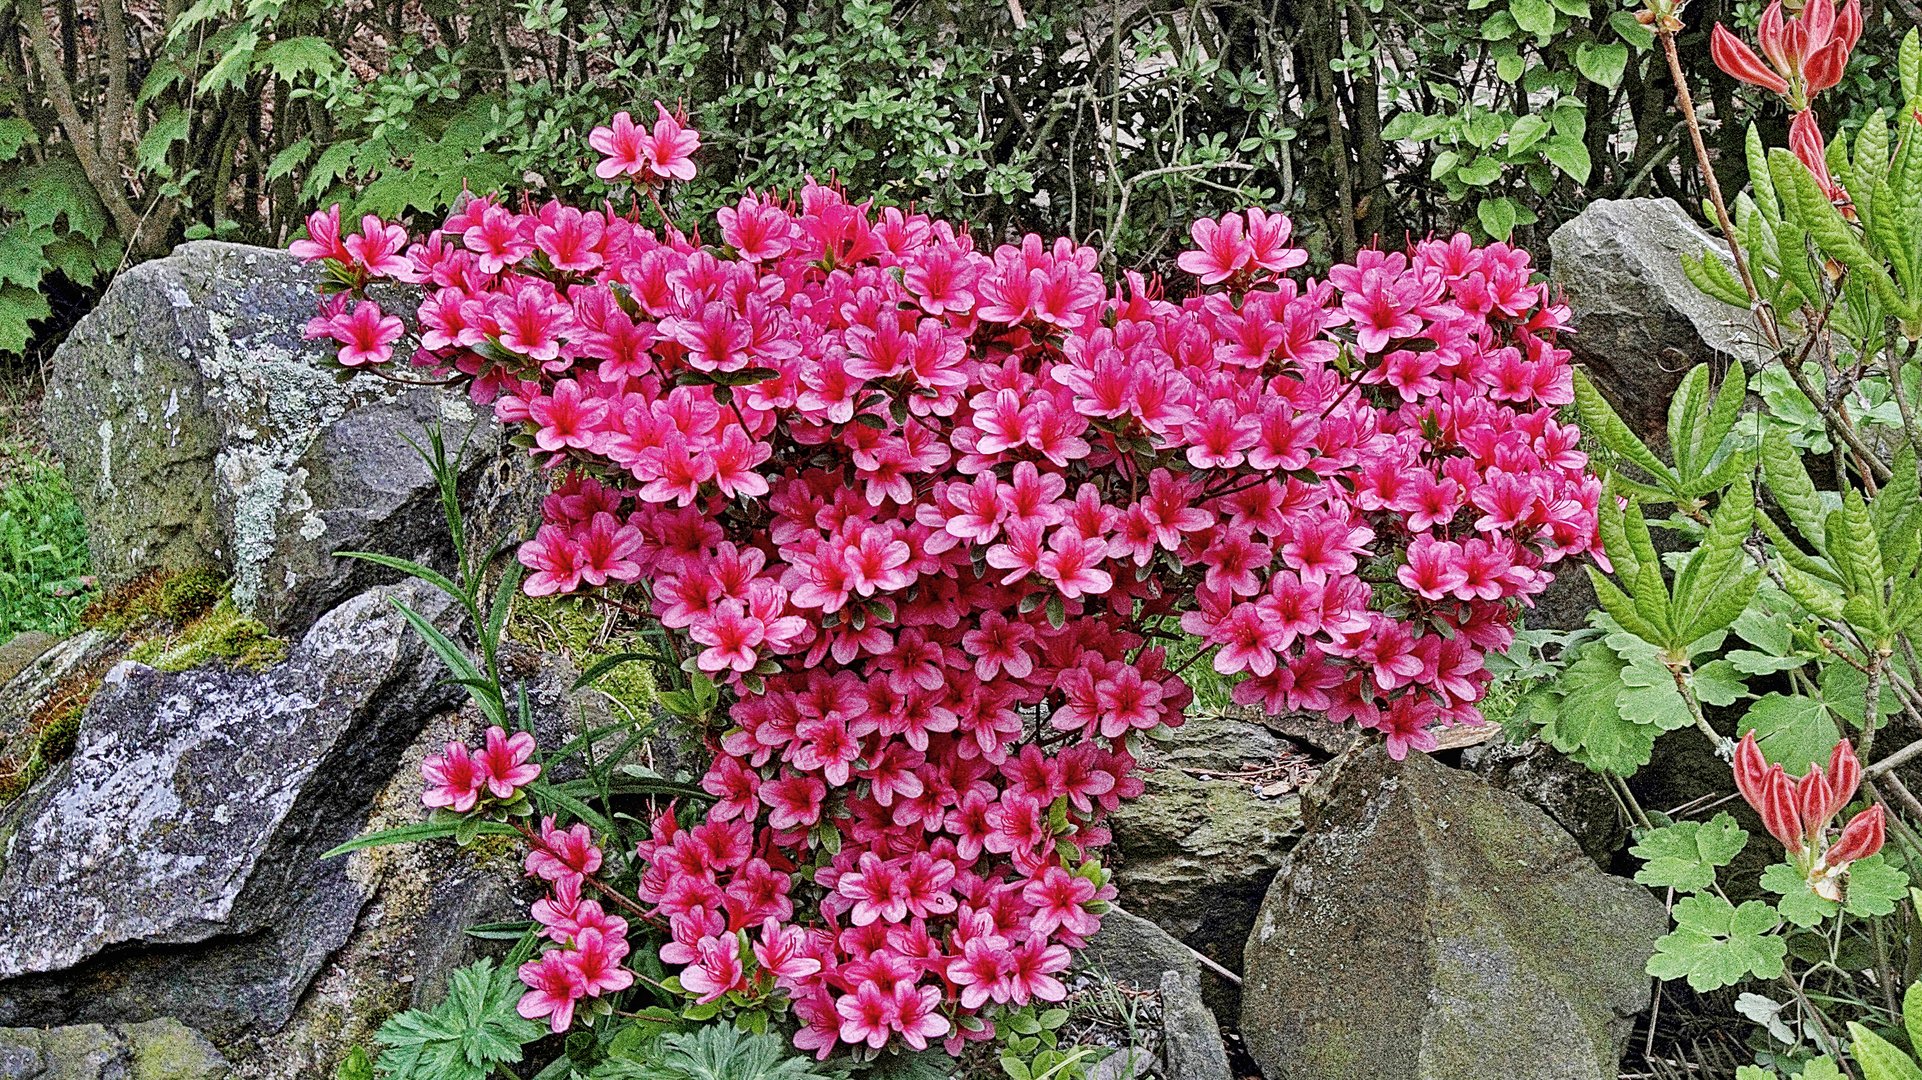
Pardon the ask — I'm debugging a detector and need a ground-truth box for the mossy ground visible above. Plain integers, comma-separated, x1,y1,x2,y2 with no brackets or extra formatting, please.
509,592,659,721
0,652,112,803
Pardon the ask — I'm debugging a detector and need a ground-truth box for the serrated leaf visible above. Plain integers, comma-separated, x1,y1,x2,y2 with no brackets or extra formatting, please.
1646,895,1786,991
0,284,52,355
1760,426,1827,552
1575,369,1673,486
258,35,341,83
0,118,35,159
1691,659,1749,706
1842,855,1910,918
1631,813,1749,892
1760,861,1838,927
135,110,189,176
1534,641,1661,775
1740,693,1837,774
1683,251,1751,307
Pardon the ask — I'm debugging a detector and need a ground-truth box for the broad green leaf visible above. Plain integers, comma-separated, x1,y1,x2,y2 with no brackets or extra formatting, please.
1543,134,1591,184
0,118,35,159
258,35,341,83
1510,0,1557,35
1646,894,1786,992
1619,654,1698,730
1683,251,1751,307
1532,642,1661,775
1690,659,1749,706
1760,861,1837,927
1575,41,1628,88
1821,662,1900,727
1740,693,1838,774
1477,196,1518,240
1905,980,1922,1060
1612,9,1655,48
1457,156,1503,186
1843,856,1910,917
1631,813,1748,892
135,110,189,175
1847,1022,1922,1080
1574,369,1673,485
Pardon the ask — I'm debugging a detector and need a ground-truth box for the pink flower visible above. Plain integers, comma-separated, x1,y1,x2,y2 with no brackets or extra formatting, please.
327,301,404,368
475,726,540,799
637,102,701,182
836,982,900,1049
681,934,746,1003
344,215,413,279
517,952,586,1032
1178,212,1250,284
290,205,349,263
421,739,485,812
526,816,602,884
589,111,648,180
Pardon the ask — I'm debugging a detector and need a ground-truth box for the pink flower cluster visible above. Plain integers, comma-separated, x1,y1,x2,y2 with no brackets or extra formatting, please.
300,102,1601,1057
420,726,541,813
518,818,635,1031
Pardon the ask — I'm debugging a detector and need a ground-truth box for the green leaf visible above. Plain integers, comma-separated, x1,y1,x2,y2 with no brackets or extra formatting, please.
1847,1022,1922,1080
1843,855,1911,918
1509,0,1557,35
1458,156,1504,186
1760,861,1838,927
1646,895,1786,992
1684,251,1752,307
1575,41,1628,88
1574,369,1672,484
258,35,341,83
375,958,542,1078
321,818,517,859
266,138,315,182
1532,641,1661,775
1905,980,1922,1060
1672,478,1759,643
1904,28,1922,102
0,118,35,159
135,110,190,175
1543,135,1592,184
1477,196,1518,240
1760,426,1828,552
1631,813,1749,892
1740,694,1838,774
334,1046,373,1080
195,28,258,95
1690,659,1749,706
0,285,52,355
1612,9,1655,48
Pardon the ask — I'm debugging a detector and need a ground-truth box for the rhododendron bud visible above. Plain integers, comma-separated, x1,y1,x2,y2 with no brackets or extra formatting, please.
1789,110,1851,211
1826,803,1886,865
1711,0,1862,110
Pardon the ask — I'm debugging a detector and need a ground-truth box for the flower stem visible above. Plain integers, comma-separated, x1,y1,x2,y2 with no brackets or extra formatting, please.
1658,28,1783,352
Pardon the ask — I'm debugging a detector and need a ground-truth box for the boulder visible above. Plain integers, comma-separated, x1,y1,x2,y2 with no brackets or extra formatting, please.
1241,744,1666,1080
1081,909,1232,1080
1108,710,1309,1029
1108,711,1303,983
1549,198,1767,441
39,240,522,633
0,1018,230,1079
219,709,532,1079
1461,736,1627,866
0,631,121,805
0,582,457,1040
0,633,57,689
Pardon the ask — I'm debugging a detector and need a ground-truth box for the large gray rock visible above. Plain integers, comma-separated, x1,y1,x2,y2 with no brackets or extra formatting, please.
1461,736,1627,866
40,240,518,633
1109,712,1302,982
1550,198,1767,440
1081,910,1231,1080
0,1018,229,1079
0,582,457,1039
1241,744,1666,1080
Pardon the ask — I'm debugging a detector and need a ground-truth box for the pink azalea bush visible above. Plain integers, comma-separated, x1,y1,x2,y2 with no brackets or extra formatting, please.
297,101,1602,1059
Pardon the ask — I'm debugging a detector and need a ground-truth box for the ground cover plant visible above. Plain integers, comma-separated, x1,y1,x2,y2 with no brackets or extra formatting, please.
308,102,1603,1076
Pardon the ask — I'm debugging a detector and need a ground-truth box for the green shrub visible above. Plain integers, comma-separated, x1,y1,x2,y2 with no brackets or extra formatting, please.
0,441,89,639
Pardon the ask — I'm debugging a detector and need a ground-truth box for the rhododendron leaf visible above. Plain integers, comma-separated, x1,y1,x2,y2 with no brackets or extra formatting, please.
1575,370,1673,487
1847,1022,1922,1080
1684,251,1752,308
1671,478,1757,643
1588,567,1660,645
1647,895,1786,991
1631,813,1748,892
322,818,516,859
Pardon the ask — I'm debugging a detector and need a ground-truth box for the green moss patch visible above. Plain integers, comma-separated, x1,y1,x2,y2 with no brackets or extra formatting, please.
128,597,287,673
509,593,659,721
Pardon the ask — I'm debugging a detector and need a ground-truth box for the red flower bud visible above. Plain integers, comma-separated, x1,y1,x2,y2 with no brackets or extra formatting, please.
1712,22,1793,97
1827,804,1885,865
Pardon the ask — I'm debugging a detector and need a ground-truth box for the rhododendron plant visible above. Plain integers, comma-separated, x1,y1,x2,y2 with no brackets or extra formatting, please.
299,101,1600,1060
1734,732,1886,901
